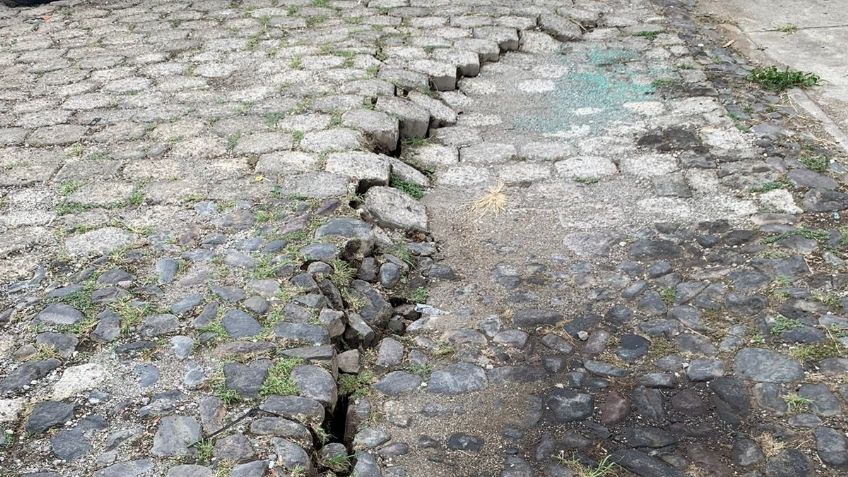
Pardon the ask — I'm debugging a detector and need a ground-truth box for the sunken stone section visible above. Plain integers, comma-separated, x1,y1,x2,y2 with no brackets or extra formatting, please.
0,0,847,477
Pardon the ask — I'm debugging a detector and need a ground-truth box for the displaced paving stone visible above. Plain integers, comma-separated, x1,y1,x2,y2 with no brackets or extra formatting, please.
259,396,324,427
290,365,337,411
364,186,428,232
539,14,583,41
325,151,391,188
376,96,430,139
342,109,399,152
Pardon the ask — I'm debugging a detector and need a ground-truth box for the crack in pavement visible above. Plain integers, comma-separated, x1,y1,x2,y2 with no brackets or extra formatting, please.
0,1,847,477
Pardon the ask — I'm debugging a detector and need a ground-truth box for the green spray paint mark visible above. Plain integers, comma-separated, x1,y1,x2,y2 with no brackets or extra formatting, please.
514,48,656,133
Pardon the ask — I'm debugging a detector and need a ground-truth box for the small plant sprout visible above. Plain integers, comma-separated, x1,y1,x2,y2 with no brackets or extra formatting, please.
784,393,812,413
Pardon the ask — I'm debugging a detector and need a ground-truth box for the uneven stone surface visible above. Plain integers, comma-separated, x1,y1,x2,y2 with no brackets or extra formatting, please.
1,0,846,476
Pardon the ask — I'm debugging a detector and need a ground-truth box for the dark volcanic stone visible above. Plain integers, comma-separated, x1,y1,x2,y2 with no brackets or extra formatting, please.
373,371,422,396
427,363,487,395
616,334,650,361
0,358,61,393
629,239,683,259
611,449,686,477
26,401,74,434
815,426,848,467
512,309,563,328
732,437,764,466
547,389,593,422
734,348,803,383
765,449,813,477
224,362,268,398
222,309,262,338
50,428,90,460
446,433,484,451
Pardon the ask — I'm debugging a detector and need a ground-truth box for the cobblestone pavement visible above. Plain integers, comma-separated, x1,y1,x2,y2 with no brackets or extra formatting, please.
1,1,847,477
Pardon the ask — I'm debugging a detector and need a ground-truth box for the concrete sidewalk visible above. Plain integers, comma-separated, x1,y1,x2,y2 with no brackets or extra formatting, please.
699,0,848,151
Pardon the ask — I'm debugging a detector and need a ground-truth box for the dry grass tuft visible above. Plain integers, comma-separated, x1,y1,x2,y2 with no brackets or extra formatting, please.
470,182,507,217
755,432,786,457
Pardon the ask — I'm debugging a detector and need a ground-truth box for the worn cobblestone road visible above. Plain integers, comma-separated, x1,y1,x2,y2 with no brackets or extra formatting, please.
1,1,847,476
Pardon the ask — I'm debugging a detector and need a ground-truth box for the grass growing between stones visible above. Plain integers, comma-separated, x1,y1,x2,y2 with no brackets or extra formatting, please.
407,362,433,379
762,227,830,244
390,175,424,199
112,299,152,334
748,66,819,92
329,259,354,288
769,315,802,335
798,153,829,172
260,358,303,396
408,287,428,303
339,371,374,398
195,438,214,464
783,393,812,413
197,319,228,340
749,178,792,193
321,453,351,472
633,30,664,40
772,24,799,34
789,329,846,361
212,378,241,405
313,426,331,445
660,287,676,306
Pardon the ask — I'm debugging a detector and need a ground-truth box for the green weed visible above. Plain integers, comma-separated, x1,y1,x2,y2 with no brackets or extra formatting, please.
338,371,374,398
260,358,303,396
329,259,355,288
783,393,812,413
409,287,428,303
749,178,792,193
799,153,829,172
634,30,664,40
748,66,819,92
770,315,802,335
390,175,424,199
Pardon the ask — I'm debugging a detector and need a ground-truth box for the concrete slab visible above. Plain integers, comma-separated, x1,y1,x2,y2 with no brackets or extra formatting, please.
699,0,848,150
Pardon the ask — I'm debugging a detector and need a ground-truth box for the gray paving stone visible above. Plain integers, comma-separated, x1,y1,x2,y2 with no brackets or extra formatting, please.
364,186,428,232
325,151,391,187
734,348,804,383
375,96,430,139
